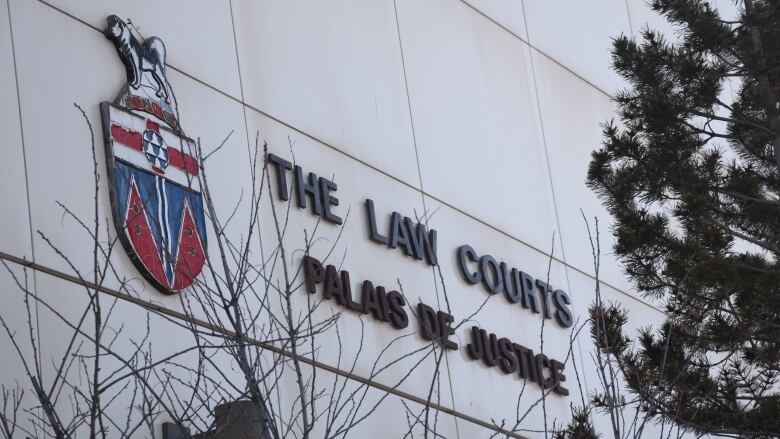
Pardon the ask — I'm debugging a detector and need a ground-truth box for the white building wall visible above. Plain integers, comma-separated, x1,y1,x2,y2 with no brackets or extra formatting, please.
0,0,718,437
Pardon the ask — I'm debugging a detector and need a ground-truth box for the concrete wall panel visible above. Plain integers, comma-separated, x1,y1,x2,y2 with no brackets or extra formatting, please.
39,0,242,98
524,0,631,94
0,0,32,259
397,0,561,255
231,0,420,187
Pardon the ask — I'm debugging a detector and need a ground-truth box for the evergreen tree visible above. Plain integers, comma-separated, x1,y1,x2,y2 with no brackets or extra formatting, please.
554,406,601,439
583,0,780,437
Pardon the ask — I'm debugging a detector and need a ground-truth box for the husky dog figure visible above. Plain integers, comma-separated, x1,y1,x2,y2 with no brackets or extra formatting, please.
101,14,206,294
104,15,169,100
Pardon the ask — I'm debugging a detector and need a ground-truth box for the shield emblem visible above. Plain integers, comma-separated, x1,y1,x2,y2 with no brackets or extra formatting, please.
101,15,206,294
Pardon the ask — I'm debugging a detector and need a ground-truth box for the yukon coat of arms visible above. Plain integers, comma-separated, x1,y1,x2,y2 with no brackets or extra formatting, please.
101,15,206,294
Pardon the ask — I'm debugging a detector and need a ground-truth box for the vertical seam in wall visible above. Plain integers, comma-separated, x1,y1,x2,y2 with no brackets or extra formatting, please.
392,0,426,198
521,0,591,395
624,0,635,35
392,1,460,437
227,0,254,181
5,0,35,264
520,2,565,285
6,0,43,407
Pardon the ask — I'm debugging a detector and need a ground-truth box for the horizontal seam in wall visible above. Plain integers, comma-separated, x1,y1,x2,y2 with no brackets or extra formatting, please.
33,0,660,313
38,0,614,104
455,0,615,100
0,250,529,439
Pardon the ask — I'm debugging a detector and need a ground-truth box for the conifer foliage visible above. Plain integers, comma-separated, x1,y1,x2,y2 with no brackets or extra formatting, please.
584,0,780,436
555,406,601,439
